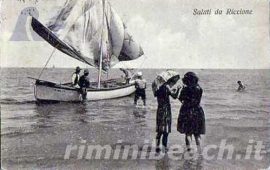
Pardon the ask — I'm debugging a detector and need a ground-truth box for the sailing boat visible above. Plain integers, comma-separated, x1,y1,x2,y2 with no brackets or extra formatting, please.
30,0,144,102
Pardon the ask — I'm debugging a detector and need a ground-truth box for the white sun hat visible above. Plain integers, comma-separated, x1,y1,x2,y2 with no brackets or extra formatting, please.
137,72,143,77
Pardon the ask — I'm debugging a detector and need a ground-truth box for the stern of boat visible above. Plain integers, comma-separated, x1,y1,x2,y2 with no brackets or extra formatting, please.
34,80,81,102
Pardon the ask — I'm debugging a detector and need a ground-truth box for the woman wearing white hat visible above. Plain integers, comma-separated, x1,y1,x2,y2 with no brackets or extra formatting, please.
152,70,181,152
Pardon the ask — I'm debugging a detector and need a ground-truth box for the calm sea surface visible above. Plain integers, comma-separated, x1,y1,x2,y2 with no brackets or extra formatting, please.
1,68,270,170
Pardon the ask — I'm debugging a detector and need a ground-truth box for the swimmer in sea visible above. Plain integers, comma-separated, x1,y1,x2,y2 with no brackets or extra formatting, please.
237,81,245,91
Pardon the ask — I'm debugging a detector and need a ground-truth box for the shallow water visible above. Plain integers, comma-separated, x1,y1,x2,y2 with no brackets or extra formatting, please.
1,68,270,170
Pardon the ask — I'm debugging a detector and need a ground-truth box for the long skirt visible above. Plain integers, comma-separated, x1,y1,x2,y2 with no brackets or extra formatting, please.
177,105,205,135
156,104,172,133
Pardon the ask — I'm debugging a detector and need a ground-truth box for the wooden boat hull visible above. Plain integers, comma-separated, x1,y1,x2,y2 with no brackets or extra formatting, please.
34,80,136,102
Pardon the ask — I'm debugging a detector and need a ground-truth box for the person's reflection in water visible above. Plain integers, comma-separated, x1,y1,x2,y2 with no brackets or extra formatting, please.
33,104,54,129
155,154,171,170
133,107,147,118
182,154,204,170
75,104,88,124
132,106,148,129
154,151,204,170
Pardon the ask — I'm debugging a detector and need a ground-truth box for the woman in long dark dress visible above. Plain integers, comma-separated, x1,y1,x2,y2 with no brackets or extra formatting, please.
177,72,205,152
152,80,180,152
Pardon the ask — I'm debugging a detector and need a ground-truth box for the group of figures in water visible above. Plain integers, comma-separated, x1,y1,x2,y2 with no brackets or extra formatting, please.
71,67,245,153
133,70,245,153
151,71,205,153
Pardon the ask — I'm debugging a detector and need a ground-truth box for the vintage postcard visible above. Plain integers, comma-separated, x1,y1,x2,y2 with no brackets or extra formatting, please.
1,0,269,169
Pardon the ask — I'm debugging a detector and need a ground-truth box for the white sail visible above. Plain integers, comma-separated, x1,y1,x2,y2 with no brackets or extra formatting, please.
32,0,144,71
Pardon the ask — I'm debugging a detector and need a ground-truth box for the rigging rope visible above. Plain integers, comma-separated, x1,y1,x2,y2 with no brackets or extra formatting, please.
130,55,147,79
38,47,57,79
119,54,147,80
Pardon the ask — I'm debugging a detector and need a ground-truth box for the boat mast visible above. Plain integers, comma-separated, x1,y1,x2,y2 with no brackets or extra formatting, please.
98,0,106,89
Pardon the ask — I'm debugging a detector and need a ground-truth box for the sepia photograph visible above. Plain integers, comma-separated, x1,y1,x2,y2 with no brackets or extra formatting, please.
1,0,269,169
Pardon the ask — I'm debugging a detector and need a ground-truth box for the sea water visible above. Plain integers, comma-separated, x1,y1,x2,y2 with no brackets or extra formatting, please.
1,68,269,169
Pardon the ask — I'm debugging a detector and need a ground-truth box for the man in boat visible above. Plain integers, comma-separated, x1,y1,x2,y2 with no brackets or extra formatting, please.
120,68,131,84
134,72,147,106
78,69,90,101
72,66,81,88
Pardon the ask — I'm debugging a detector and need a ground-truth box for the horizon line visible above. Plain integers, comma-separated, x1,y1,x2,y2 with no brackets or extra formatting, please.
1,67,270,70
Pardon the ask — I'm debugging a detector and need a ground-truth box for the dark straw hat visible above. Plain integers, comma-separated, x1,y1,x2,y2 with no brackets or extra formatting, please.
182,72,198,86
84,69,89,75
75,66,81,72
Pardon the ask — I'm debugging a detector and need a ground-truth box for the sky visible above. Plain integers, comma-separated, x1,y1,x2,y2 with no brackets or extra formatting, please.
0,0,269,69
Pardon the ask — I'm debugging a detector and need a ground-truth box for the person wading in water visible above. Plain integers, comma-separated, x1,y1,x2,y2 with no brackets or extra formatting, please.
152,78,180,152
177,72,205,153
237,80,246,91
78,69,90,102
134,72,147,106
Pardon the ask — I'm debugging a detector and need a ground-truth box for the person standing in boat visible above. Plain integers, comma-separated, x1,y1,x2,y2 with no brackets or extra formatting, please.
78,69,90,101
134,72,147,106
152,79,180,152
177,72,205,153
120,68,131,84
72,66,81,88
